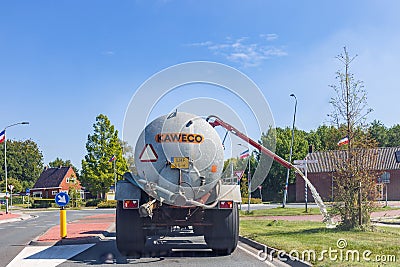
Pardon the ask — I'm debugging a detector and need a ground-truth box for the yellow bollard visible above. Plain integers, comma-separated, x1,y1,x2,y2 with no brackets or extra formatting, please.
60,208,67,238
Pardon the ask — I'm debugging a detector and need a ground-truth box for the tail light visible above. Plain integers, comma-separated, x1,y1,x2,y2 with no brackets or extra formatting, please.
123,199,139,209
219,200,233,209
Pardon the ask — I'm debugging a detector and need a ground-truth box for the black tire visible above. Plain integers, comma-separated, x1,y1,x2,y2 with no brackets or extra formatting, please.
116,201,146,256
204,203,239,255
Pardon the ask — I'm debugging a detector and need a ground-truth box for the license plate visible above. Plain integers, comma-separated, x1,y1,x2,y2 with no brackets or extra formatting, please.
171,157,189,169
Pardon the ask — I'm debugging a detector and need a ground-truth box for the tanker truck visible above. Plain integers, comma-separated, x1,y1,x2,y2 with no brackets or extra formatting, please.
115,112,242,256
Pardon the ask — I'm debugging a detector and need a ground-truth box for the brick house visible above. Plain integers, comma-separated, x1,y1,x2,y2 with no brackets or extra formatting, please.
30,166,83,199
295,147,400,202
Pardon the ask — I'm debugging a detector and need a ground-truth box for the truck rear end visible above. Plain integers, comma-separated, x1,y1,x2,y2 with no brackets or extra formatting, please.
115,112,241,256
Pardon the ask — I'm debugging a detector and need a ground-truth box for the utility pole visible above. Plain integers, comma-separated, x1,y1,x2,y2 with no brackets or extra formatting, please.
283,94,297,208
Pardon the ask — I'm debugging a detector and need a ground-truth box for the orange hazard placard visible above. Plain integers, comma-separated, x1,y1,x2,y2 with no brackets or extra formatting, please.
139,144,158,162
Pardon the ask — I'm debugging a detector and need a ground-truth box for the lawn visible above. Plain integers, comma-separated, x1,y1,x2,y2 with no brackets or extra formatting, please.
240,219,400,266
239,206,399,217
239,207,324,216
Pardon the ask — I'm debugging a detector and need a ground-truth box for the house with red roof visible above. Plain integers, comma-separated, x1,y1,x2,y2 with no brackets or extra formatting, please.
295,147,400,202
30,166,83,199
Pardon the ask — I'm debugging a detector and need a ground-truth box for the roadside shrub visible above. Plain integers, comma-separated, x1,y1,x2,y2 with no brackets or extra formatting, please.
32,198,54,208
97,200,117,208
85,199,102,207
241,197,263,204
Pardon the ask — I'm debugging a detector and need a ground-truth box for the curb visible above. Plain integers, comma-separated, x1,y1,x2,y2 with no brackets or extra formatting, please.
239,236,312,267
372,220,400,226
0,213,35,224
29,222,116,247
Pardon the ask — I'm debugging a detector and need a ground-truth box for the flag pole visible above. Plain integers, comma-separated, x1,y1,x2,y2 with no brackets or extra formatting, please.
4,131,8,214
113,158,116,193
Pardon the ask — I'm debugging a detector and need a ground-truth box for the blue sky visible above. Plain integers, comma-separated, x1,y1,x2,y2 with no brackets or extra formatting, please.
1,1,399,169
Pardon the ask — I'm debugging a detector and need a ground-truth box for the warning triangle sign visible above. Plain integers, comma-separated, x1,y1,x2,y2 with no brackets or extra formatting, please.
139,144,158,162
234,170,245,180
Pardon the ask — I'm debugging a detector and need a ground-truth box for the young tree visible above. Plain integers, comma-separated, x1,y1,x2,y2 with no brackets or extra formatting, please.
81,114,128,199
329,47,379,229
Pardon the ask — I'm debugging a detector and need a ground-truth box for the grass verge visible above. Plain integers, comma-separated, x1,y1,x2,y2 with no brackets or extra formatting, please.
240,219,400,266
239,207,326,216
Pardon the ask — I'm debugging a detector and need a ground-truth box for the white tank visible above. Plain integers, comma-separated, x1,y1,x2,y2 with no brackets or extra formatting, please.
134,112,224,206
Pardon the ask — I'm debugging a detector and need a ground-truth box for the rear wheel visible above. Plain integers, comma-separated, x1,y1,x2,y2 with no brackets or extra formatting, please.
116,201,146,256
204,203,239,255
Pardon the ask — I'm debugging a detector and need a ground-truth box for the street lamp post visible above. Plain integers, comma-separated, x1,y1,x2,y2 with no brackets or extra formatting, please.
3,121,29,214
283,94,297,208
238,144,251,214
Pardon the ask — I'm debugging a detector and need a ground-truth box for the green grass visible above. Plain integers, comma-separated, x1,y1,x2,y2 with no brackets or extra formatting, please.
373,205,400,212
240,207,327,216
239,205,400,217
240,219,400,266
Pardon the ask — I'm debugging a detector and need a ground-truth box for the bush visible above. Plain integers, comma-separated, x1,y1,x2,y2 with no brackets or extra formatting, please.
32,198,55,208
97,200,117,208
85,199,102,207
241,197,263,204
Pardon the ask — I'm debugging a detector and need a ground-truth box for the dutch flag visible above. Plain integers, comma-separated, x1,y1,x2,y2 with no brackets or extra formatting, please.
0,130,5,144
108,155,116,162
337,136,349,146
240,149,250,159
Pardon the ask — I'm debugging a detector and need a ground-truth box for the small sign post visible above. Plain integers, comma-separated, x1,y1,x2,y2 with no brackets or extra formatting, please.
8,185,14,211
55,192,70,238
25,188,30,208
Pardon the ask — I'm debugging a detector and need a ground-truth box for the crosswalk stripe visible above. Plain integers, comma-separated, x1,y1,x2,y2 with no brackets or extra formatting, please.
7,244,94,267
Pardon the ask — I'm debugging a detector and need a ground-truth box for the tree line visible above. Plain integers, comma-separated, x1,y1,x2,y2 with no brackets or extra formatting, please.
253,121,400,202
1,114,399,198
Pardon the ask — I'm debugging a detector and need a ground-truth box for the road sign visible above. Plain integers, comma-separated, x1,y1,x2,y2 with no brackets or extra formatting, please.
139,144,158,162
55,192,70,207
26,188,30,196
293,159,318,164
233,170,245,180
380,172,390,184
8,185,14,191
294,164,306,169
171,157,189,169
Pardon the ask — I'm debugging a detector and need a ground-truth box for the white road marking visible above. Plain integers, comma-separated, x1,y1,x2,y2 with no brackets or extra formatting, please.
237,244,277,267
14,227,27,229
6,244,94,267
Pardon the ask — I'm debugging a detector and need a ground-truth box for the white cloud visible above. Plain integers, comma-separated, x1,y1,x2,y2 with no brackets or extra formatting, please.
187,34,287,67
260,33,278,41
101,51,115,56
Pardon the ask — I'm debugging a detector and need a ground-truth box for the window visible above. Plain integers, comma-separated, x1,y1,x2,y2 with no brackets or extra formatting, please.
52,190,58,195
33,192,42,198
66,177,70,183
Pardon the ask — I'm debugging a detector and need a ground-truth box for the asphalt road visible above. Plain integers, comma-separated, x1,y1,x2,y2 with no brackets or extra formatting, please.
2,208,283,267
0,209,115,267
60,232,277,267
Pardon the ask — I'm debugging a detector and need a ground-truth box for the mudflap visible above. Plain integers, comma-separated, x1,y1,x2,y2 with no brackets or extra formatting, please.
116,201,146,257
204,202,239,255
